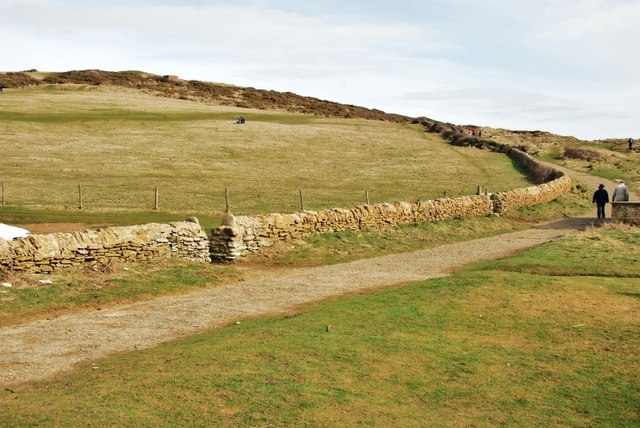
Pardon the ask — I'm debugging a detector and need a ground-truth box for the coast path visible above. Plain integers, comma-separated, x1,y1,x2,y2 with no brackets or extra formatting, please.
0,169,633,387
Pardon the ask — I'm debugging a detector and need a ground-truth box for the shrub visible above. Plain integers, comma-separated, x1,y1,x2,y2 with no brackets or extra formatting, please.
563,147,601,161
441,129,460,140
0,72,41,88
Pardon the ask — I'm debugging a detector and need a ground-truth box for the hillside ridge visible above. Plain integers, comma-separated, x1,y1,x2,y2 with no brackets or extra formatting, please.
1,69,615,146
0,69,410,123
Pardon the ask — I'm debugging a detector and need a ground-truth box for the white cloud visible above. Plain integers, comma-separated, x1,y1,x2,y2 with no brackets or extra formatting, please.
1,0,639,139
536,0,640,72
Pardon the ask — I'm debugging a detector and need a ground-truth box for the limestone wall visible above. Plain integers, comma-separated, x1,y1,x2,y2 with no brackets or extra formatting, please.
0,136,573,268
211,195,493,261
0,220,210,273
492,175,573,214
210,147,572,262
612,202,640,225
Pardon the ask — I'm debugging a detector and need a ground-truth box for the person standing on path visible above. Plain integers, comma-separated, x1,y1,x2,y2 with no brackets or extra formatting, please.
593,184,610,219
612,180,630,202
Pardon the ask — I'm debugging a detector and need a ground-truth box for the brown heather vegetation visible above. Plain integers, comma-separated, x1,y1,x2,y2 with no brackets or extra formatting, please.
563,147,602,161
0,70,409,122
0,72,40,87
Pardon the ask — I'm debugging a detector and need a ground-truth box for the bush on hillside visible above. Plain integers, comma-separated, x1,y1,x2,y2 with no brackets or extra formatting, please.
451,135,477,147
43,70,146,87
563,147,601,161
441,129,460,141
0,72,41,88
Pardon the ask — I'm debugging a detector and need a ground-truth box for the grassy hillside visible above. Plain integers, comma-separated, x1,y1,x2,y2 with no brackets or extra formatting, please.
0,69,408,122
0,85,532,217
483,127,640,193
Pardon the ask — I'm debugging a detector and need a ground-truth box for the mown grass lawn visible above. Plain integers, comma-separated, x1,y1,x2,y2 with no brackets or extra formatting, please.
1,225,637,427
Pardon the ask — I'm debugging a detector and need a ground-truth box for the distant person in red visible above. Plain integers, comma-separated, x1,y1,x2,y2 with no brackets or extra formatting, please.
592,184,609,219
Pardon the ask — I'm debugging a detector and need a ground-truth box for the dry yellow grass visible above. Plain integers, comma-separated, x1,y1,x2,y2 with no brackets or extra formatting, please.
1,86,532,215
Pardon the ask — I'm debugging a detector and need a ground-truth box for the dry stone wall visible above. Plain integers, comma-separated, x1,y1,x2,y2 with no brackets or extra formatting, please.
612,202,640,225
0,138,573,268
491,175,572,214
211,146,571,262
211,196,494,262
0,220,210,274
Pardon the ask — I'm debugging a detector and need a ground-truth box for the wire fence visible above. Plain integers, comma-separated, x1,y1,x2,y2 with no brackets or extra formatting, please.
0,180,493,216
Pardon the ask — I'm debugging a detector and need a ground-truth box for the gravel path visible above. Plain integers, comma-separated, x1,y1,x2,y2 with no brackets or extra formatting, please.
0,218,597,387
1,167,634,387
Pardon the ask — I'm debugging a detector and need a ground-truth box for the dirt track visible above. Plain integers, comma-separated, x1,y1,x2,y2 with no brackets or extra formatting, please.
0,218,601,387
0,170,633,387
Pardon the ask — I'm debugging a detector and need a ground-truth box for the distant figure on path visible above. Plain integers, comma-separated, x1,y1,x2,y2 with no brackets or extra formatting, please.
612,180,630,202
592,184,609,219
629,138,634,150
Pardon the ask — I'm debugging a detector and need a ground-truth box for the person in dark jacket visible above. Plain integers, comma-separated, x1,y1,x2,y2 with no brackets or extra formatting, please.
592,184,609,219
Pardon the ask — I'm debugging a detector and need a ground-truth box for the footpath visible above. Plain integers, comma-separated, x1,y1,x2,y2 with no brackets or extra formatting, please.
0,170,633,387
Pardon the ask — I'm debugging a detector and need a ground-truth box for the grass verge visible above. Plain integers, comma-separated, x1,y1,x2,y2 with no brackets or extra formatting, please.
242,187,594,268
0,189,593,324
0,259,240,327
243,215,523,268
0,225,637,426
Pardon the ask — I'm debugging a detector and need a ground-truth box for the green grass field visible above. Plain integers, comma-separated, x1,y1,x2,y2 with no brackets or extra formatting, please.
1,86,532,216
1,225,637,427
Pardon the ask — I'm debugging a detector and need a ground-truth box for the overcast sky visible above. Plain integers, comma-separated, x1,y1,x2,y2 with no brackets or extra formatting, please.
2,0,638,140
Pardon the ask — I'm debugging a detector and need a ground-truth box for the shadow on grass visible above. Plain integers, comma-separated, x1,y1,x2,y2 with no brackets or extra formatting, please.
617,291,640,299
534,217,608,231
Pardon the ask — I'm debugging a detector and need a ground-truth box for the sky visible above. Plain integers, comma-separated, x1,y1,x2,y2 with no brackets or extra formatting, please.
1,0,639,140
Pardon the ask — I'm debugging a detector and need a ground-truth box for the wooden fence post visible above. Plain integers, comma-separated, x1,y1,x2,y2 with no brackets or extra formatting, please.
154,186,159,210
224,188,230,213
299,190,305,211
365,190,370,205
78,185,83,210
1,181,4,206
